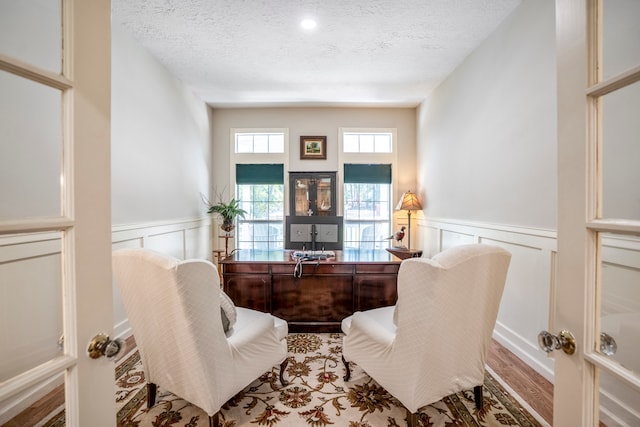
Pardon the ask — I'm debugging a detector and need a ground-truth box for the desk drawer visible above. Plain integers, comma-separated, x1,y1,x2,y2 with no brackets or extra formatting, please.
224,263,269,274
272,275,352,322
271,263,353,275
355,263,400,274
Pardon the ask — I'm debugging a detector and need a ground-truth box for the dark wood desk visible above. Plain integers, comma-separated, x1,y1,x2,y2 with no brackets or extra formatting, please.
221,249,400,332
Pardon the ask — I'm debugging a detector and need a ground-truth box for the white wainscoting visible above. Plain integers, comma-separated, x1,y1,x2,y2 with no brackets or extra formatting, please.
419,217,640,426
0,217,211,424
419,217,558,382
111,217,213,339
4,216,638,424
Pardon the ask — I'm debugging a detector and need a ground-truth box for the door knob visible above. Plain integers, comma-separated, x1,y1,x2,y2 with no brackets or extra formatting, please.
87,333,125,360
600,332,617,356
538,330,576,355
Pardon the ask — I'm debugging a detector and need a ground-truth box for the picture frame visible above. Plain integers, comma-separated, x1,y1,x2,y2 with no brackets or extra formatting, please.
300,136,327,160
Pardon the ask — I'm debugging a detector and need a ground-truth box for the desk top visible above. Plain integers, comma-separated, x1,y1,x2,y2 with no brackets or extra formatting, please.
221,249,400,264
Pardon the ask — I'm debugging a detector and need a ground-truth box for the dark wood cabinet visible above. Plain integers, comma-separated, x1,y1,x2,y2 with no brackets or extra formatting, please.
221,249,401,332
353,263,399,311
272,275,353,326
224,274,271,313
289,172,336,216
286,172,342,251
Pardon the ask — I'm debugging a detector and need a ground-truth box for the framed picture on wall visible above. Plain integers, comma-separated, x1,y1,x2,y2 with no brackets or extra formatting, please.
300,136,327,160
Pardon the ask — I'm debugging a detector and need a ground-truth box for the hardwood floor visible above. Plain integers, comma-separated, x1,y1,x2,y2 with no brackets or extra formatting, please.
2,336,554,426
1,385,64,427
1,335,136,427
487,339,553,424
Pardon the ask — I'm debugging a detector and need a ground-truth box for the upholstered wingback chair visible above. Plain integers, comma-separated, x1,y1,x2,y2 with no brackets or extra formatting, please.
112,248,289,427
341,244,511,426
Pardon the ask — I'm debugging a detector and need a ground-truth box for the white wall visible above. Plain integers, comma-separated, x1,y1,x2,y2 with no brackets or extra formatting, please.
111,23,212,225
110,21,215,334
210,107,417,203
417,2,640,423
417,0,557,230
416,0,557,379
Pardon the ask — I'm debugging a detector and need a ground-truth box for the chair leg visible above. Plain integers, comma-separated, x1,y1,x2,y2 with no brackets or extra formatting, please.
406,409,418,427
279,357,289,386
474,385,483,410
209,411,220,427
342,355,351,381
146,383,157,408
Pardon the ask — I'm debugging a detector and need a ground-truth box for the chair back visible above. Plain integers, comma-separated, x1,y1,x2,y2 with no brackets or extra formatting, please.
392,244,511,410
112,248,233,415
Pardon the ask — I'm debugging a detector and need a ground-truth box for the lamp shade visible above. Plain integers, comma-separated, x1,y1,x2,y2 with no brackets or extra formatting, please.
396,191,422,211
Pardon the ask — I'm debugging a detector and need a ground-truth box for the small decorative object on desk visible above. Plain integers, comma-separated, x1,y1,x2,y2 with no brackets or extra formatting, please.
385,226,406,248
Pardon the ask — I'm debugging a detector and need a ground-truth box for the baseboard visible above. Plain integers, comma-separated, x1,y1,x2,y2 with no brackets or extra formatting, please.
493,322,554,383
114,318,132,341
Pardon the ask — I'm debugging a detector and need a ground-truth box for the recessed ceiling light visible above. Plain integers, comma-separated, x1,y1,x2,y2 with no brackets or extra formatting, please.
300,19,317,30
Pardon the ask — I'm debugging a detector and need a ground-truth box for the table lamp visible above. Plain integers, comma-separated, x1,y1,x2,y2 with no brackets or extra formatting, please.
395,191,422,250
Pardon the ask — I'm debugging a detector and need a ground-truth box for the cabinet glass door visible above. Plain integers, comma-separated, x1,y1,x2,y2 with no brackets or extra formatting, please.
293,177,313,216
290,172,336,216
316,177,333,216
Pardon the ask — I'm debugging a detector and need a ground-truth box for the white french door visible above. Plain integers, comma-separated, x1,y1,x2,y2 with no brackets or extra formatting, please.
554,0,640,425
0,1,114,425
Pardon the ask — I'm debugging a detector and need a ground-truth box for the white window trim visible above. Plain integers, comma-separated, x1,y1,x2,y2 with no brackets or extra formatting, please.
337,127,398,221
230,128,290,215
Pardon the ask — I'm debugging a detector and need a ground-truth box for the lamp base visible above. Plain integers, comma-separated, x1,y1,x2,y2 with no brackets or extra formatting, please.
407,210,412,252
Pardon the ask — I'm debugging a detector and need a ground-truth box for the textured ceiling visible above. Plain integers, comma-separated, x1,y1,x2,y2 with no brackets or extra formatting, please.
112,0,522,108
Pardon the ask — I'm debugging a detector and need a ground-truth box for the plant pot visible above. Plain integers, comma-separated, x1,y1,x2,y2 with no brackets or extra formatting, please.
221,218,235,233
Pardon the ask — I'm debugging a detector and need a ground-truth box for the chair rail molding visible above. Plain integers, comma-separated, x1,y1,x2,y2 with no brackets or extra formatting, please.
0,215,212,422
418,217,557,382
111,216,213,338
417,220,640,424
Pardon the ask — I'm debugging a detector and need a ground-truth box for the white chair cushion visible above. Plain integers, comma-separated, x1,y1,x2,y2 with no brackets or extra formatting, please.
343,306,396,337
341,315,352,335
272,315,289,341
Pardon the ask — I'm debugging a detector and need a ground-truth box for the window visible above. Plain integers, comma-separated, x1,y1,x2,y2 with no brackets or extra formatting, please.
236,164,284,250
235,132,284,153
343,164,392,249
343,132,392,153
231,129,288,250
340,129,396,249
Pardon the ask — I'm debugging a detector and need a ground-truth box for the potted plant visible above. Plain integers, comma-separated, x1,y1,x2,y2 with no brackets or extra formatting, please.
203,192,247,233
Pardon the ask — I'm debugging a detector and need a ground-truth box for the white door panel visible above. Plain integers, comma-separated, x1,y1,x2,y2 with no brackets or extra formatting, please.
0,1,113,425
554,1,640,425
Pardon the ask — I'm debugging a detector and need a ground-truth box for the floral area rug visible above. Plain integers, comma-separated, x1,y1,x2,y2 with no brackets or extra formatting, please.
113,333,544,427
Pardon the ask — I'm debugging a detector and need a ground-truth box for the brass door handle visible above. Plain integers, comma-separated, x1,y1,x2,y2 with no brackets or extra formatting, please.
538,330,576,355
87,333,125,360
